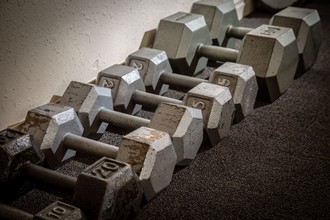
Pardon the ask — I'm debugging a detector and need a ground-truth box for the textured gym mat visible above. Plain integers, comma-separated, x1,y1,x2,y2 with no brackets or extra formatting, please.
135,1,330,219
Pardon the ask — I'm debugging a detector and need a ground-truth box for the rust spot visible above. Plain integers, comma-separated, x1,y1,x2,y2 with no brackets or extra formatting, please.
118,141,148,175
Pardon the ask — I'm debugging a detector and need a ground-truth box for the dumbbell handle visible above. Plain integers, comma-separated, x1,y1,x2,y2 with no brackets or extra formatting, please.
98,108,150,131
22,163,76,193
159,72,207,92
132,90,182,110
24,134,119,185
0,203,33,220
197,44,238,62
63,133,118,159
226,25,253,39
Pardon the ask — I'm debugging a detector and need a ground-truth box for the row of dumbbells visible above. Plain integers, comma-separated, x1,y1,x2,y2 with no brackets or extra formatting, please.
0,0,322,219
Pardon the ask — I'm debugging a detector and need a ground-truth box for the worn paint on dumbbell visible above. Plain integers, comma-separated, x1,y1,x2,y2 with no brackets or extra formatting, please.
0,129,44,184
60,81,199,166
0,130,18,140
97,65,234,146
117,127,170,175
16,105,82,167
16,103,176,201
0,130,19,148
126,48,257,123
85,159,143,204
0,129,142,219
87,157,122,178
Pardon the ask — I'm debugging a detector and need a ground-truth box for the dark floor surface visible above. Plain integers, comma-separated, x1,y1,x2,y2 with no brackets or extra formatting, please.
5,0,330,219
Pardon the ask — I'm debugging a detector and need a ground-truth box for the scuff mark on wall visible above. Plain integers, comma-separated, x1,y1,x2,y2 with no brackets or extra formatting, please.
14,56,30,81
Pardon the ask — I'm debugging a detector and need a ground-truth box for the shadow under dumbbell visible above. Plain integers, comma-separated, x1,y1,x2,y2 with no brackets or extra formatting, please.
0,177,36,203
254,100,270,109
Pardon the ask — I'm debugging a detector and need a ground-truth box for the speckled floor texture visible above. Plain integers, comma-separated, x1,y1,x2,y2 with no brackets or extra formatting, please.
6,0,330,219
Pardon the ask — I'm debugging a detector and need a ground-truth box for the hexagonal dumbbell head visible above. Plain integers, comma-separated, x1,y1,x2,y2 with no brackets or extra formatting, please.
97,64,146,114
270,7,322,76
116,126,177,201
183,82,234,146
60,81,113,138
74,157,142,219
149,102,203,166
0,129,44,183
191,0,239,46
237,25,299,102
153,12,212,76
126,48,171,95
16,104,84,169
209,62,258,123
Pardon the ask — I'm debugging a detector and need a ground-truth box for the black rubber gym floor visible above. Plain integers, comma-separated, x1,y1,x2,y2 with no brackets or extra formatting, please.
136,1,330,219
8,0,330,219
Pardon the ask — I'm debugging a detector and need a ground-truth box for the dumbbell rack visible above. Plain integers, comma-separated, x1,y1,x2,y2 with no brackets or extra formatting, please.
1,1,329,220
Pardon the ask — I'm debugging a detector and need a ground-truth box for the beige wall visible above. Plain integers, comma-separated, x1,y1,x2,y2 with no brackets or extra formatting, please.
0,0,196,129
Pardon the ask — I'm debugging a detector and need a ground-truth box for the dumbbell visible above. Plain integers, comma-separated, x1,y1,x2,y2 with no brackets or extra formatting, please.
270,7,322,76
59,81,203,166
126,47,257,123
13,104,177,201
152,11,299,102
0,129,142,219
191,1,322,76
0,201,84,220
97,64,235,146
